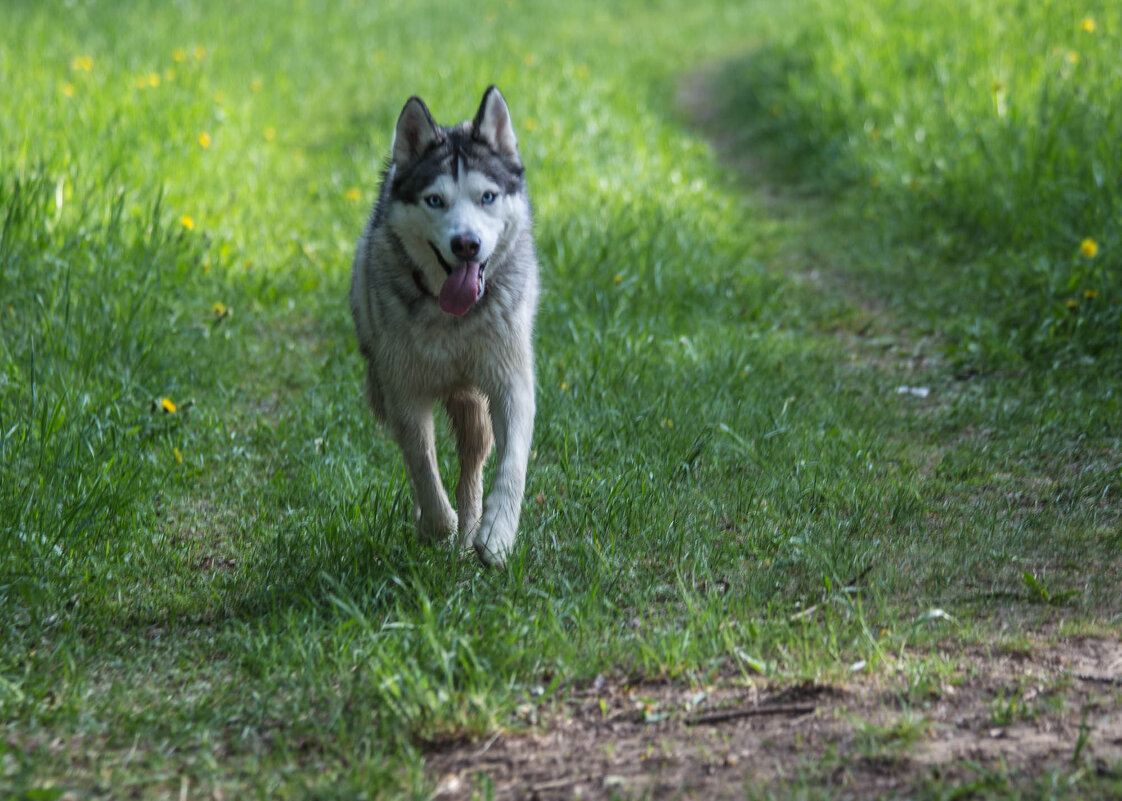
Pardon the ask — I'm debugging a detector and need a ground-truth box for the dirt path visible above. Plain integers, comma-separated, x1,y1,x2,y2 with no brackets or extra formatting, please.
426,637,1122,799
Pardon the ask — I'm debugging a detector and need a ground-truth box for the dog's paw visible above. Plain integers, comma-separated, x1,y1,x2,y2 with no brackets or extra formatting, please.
415,504,457,544
472,512,516,567
457,503,483,543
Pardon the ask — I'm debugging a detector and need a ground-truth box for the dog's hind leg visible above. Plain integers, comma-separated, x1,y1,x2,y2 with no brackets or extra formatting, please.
445,389,494,545
385,399,457,544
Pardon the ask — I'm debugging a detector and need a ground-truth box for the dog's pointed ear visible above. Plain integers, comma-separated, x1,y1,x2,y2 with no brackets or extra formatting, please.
472,86,519,159
392,96,441,166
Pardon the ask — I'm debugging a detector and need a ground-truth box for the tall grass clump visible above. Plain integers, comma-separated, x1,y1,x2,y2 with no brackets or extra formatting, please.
733,0,1122,366
0,169,226,632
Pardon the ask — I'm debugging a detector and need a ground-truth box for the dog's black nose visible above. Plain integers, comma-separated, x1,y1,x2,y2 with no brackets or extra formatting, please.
450,234,481,260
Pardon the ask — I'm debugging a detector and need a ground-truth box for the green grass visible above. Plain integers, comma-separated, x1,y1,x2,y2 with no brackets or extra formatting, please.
2,0,1120,798
715,0,1122,366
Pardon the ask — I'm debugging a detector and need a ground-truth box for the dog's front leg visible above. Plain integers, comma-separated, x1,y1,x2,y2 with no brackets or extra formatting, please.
474,370,535,566
386,400,457,544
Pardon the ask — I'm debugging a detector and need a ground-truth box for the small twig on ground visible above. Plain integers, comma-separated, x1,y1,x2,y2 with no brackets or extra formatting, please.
472,731,502,757
686,702,816,726
1075,673,1122,686
529,776,583,793
789,604,819,622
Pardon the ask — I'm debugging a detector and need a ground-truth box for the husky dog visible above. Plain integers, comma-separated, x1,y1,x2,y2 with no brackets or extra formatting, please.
350,86,538,566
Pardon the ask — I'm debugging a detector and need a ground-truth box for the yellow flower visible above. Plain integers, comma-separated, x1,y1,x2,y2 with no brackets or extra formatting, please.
194,45,206,61
522,53,537,67
613,273,623,284
662,418,675,429
1066,51,1080,65
62,82,76,98
198,132,212,149
250,77,263,93
560,381,569,392
522,117,538,132
71,56,94,72
1081,17,1096,33
147,72,161,88
172,47,187,63
161,397,177,414
173,447,184,464
1080,238,1098,258
264,126,276,142
1084,288,1099,300
180,215,195,230
345,187,362,203
1066,298,1079,310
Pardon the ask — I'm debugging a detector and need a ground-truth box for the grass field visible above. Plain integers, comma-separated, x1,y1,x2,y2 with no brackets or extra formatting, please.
2,0,1120,798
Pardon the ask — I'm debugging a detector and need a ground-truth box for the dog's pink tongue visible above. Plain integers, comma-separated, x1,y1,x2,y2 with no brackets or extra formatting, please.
439,262,481,316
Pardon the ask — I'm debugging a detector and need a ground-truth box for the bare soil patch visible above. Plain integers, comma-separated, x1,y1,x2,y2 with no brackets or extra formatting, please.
426,637,1122,799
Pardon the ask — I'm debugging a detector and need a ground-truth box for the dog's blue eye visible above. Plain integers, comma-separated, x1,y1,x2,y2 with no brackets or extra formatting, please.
480,191,496,205
424,194,444,209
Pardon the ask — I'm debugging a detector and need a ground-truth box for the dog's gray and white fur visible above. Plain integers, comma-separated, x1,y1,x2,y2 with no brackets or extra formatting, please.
350,86,538,566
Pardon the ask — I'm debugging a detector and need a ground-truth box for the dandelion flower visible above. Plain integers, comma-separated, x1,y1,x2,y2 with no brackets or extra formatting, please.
198,132,212,149
345,188,362,203
1066,298,1079,310
1084,288,1099,300
250,77,263,93
662,418,675,429
560,381,569,392
522,117,538,132
147,72,161,88
161,397,178,414
1066,51,1080,65
180,215,195,230
71,56,94,72
172,47,187,63
1081,17,1096,33
173,447,184,464
194,45,206,61
264,126,276,142
62,82,76,98
1080,238,1098,258
613,273,623,284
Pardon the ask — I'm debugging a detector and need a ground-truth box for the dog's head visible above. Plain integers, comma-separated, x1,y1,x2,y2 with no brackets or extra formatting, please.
385,86,529,316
